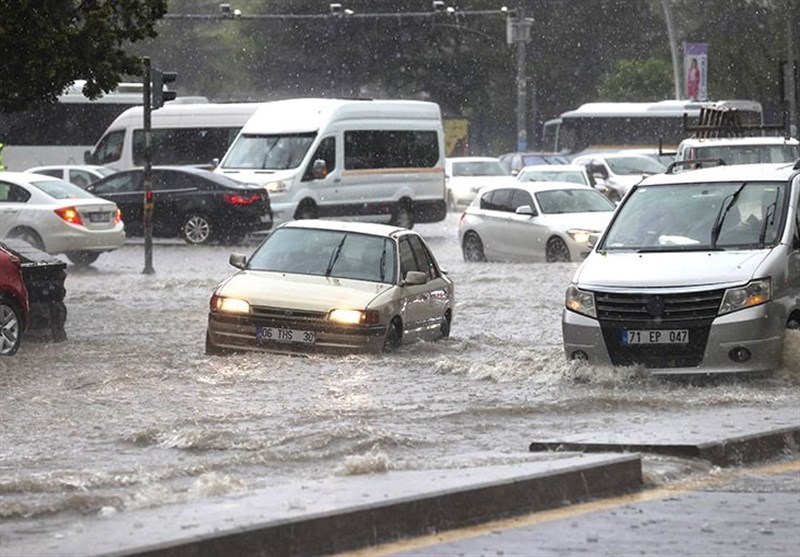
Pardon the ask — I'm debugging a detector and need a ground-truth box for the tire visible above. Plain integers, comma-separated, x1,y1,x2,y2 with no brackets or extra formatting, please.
382,318,403,352
181,213,213,245
440,310,452,339
9,228,44,251
294,201,318,220
390,201,414,229
66,251,100,267
462,231,486,262
0,298,23,356
546,237,571,263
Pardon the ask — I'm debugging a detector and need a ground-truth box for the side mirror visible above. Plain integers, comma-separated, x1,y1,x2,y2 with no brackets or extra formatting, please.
85,185,95,193
311,159,328,180
84,150,93,164
403,270,428,286
515,204,536,216
229,253,247,269
211,157,220,169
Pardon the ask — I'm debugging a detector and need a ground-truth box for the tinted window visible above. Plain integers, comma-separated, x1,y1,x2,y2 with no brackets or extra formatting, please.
302,136,336,181
93,172,141,194
510,189,533,211
481,188,514,212
153,170,197,191
133,127,242,167
93,130,125,164
0,182,32,203
406,235,439,280
34,169,62,179
345,130,439,169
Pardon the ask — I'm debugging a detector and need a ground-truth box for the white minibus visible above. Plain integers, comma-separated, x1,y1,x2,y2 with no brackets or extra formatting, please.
84,102,264,171
214,98,447,228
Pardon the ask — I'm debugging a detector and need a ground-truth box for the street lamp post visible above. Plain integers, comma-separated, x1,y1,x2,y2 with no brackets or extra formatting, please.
507,7,532,152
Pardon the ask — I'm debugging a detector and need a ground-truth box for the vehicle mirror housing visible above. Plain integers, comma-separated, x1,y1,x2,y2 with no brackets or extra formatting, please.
403,271,428,285
515,204,536,216
83,149,93,164
229,253,247,269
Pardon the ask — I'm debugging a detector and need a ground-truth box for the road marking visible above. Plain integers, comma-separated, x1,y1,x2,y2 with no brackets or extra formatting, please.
339,459,800,556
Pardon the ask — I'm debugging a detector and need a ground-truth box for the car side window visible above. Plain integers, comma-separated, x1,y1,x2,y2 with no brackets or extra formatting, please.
302,136,336,181
0,182,32,203
153,171,196,191
92,172,140,194
69,170,91,189
409,235,439,279
399,237,418,279
94,130,124,164
37,169,62,179
510,189,533,211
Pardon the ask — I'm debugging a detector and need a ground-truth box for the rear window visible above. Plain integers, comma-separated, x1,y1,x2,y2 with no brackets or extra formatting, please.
30,179,95,199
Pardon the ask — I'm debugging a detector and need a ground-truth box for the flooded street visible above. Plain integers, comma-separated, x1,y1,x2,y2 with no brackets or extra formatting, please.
2,212,799,523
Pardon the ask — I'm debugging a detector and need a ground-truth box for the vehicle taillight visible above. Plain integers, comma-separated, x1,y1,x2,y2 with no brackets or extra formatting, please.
55,207,83,226
223,193,260,205
114,208,123,224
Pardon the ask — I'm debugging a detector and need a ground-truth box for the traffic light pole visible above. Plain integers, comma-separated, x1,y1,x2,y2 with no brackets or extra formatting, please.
142,57,155,275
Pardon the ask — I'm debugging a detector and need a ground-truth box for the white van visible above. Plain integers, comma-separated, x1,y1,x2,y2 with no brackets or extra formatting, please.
562,161,800,375
84,102,264,171
214,98,447,228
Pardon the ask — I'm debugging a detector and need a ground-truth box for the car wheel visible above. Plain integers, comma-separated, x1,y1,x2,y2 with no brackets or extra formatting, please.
390,201,414,229
440,310,452,339
181,213,213,245
66,251,100,267
462,231,486,262
382,318,403,352
0,298,22,356
294,201,318,220
546,237,571,263
8,228,44,251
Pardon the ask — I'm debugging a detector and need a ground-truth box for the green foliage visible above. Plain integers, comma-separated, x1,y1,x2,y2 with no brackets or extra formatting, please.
596,58,675,101
0,0,167,112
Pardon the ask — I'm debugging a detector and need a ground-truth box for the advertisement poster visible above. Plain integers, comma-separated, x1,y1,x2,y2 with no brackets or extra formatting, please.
684,42,708,101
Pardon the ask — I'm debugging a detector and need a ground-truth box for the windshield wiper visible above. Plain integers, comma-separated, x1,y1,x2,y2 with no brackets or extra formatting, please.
710,182,748,248
758,189,780,247
325,234,347,277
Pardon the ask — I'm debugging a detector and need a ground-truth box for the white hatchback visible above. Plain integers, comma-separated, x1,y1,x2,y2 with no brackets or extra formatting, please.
458,182,616,263
206,220,454,355
0,172,125,266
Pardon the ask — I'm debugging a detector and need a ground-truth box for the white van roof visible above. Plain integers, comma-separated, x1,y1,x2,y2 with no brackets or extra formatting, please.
240,98,442,134
106,102,266,129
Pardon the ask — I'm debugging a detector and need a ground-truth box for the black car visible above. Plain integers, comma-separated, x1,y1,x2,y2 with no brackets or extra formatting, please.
87,166,272,244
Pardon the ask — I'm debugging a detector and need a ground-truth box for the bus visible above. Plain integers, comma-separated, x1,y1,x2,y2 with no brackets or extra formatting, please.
541,99,764,157
0,80,143,171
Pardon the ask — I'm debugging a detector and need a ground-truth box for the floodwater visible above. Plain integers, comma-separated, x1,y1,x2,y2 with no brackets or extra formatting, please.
1,213,798,522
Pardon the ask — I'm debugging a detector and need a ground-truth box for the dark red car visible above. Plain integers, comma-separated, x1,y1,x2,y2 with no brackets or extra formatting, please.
0,246,29,355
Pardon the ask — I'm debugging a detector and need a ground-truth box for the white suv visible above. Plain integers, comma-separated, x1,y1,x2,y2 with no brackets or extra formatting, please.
674,136,800,169
562,161,800,376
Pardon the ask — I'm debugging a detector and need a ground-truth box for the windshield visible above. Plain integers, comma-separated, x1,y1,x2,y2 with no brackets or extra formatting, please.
247,228,398,283
31,179,96,199
605,156,666,175
451,160,507,177
602,181,787,251
519,170,588,185
535,188,616,214
694,144,800,165
221,132,316,170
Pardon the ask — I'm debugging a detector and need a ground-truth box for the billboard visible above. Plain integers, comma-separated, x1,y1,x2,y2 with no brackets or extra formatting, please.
684,43,708,101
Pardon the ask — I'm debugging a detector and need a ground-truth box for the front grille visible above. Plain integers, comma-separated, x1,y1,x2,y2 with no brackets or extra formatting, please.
596,289,724,368
250,306,328,326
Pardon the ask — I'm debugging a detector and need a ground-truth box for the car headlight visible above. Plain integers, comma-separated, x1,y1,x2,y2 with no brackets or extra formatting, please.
265,179,291,193
567,229,595,244
328,309,380,325
211,295,251,314
565,285,596,318
719,278,771,316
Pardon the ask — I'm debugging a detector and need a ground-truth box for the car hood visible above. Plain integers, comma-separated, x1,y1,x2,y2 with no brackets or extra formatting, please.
539,211,614,233
216,168,296,188
216,270,391,311
575,250,771,290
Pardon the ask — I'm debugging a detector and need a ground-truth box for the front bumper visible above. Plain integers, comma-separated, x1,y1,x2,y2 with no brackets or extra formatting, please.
207,311,387,354
562,303,786,375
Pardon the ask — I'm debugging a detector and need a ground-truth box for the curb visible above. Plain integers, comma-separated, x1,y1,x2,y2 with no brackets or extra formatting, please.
108,455,641,557
529,425,800,467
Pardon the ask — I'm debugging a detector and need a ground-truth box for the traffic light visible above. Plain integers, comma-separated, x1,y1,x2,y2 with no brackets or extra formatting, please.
152,69,177,109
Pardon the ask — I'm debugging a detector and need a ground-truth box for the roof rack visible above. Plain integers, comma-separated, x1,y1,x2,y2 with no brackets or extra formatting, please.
665,158,726,174
683,106,787,139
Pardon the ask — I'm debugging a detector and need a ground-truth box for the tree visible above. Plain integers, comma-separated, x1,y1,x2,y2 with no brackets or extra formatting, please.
596,58,674,101
0,0,167,113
